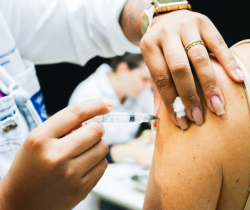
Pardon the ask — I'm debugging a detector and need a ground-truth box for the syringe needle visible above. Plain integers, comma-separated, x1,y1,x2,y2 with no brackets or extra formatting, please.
149,115,159,120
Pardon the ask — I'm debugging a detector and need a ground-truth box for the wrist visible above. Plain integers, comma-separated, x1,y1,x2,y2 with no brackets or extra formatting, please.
120,0,151,46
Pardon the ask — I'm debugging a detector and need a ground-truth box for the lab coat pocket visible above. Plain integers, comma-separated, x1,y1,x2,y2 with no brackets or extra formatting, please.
0,96,29,179
0,103,29,146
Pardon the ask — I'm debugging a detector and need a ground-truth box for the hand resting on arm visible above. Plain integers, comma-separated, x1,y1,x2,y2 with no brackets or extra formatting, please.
121,0,244,129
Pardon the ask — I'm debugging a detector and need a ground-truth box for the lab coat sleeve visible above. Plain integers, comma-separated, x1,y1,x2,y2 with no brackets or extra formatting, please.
0,0,140,65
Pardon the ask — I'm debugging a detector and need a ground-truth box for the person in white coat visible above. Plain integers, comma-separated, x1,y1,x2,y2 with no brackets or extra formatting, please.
0,0,245,209
69,53,154,168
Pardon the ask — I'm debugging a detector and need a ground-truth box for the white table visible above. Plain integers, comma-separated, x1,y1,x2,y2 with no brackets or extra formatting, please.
91,163,148,210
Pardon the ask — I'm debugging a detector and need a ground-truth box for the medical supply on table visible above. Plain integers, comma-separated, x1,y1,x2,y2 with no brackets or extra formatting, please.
83,112,159,124
173,97,186,118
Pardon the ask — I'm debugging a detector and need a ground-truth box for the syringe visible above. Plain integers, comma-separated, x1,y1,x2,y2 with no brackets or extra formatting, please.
83,112,159,124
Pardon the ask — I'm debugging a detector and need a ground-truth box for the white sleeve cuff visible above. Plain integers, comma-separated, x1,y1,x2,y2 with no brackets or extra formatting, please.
66,0,141,66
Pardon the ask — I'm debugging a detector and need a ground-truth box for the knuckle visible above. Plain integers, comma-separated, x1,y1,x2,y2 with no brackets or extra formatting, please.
217,37,227,48
154,75,172,89
184,94,199,104
140,36,155,52
161,25,171,35
195,13,209,25
25,131,44,149
43,152,65,168
228,56,235,63
178,19,186,28
89,122,104,136
192,52,208,66
204,82,217,93
65,167,77,179
171,62,188,77
81,175,88,186
227,56,238,66
68,104,83,118
99,140,109,155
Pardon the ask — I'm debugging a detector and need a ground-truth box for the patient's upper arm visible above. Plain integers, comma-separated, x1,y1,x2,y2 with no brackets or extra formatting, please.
144,52,250,210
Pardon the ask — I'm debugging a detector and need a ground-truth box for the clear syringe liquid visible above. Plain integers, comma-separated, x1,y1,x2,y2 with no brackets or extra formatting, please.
83,112,158,124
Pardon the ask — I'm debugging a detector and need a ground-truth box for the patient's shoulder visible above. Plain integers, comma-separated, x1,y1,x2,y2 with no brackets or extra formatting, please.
144,45,250,210
156,52,250,159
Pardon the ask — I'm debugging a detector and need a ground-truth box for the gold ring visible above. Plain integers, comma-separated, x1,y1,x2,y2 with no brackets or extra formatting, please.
185,40,206,53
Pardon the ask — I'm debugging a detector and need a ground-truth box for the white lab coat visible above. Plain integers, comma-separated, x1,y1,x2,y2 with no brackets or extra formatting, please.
0,0,140,69
0,0,140,179
69,64,154,145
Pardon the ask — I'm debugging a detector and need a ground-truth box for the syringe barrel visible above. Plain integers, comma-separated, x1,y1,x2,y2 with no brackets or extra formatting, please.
102,112,130,122
102,112,149,123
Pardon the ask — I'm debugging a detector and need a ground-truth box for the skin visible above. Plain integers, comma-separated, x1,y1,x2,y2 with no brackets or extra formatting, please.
0,1,246,209
143,43,250,209
0,99,113,210
121,1,244,129
108,61,153,167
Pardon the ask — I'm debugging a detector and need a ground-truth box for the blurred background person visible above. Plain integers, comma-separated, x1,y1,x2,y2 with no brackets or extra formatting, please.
69,53,155,168
69,53,154,210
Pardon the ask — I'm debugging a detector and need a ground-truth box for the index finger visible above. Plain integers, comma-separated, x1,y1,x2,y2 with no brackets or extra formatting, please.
36,99,114,138
140,35,179,127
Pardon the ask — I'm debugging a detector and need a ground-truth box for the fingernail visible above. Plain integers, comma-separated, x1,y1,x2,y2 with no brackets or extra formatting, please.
191,106,203,126
176,117,189,130
103,99,114,110
235,68,245,80
211,96,225,116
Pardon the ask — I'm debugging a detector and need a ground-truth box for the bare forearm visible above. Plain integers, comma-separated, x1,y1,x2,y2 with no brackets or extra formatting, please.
120,0,151,45
110,144,134,162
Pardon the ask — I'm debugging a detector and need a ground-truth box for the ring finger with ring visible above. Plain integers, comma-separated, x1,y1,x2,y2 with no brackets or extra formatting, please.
183,33,225,118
